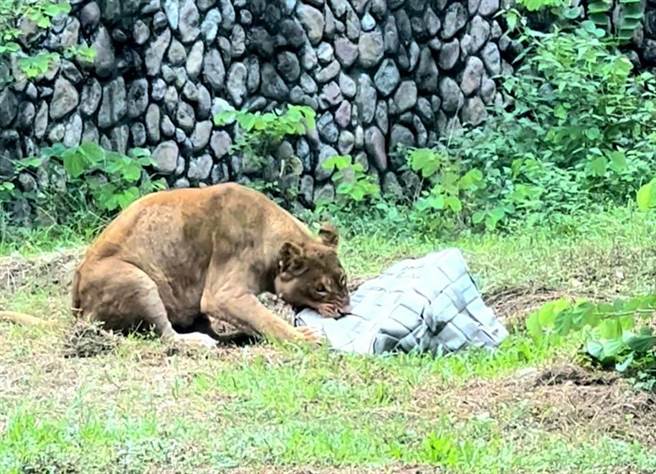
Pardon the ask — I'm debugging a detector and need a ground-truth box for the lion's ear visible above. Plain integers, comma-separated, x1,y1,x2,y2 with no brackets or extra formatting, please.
318,223,339,248
278,242,307,276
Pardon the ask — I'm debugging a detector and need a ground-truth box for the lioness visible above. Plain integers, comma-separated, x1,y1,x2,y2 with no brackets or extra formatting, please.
68,183,350,347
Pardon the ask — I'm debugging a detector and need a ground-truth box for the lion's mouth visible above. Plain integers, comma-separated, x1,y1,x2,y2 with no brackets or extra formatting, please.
316,301,352,318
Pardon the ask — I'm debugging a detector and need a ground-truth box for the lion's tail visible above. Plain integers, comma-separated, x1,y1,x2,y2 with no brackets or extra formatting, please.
0,310,55,327
71,268,83,319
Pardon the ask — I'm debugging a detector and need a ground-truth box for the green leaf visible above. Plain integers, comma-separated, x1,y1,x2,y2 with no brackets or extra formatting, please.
472,211,485,225
608,150,627,171
409,148,441,178
17,156,44,170
526,312,543,341
78,142,105,164
586,339,604,360
116,186,141,209
554,104,567,120
615,353,634,373
121,160,143,182
598,318,623,339
62,149,90,178
636,179,656,211
444,196,462,213
459,169,483,190
588,156,607,176
626,334,656,353
584,127,601,140
322,155,351,172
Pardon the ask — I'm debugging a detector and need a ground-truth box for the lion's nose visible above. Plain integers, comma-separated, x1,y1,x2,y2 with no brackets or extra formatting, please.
340,303,352,314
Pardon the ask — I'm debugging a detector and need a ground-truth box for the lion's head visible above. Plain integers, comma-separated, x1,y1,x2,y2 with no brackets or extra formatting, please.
274,224,351,318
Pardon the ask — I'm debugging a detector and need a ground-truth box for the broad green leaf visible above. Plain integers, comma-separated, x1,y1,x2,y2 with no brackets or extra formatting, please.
636,179,656,211
597,318,623,339
459,169,483,190
554,309,573,335
525,312,543,340
116,186,141,209
472,211,485,225
615,353,634,373
17,156,44,169
62,149,90,178
44,2,72,16
588,156,607,176
444,196,462,213
409,148,441,178
626,334,656,353
79,142,105,164
121,160,143,182
608,150,627,171
598,337,626,358
586,339,604,360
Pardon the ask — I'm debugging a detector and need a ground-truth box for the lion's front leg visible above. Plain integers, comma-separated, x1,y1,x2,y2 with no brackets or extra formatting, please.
201,289,322,345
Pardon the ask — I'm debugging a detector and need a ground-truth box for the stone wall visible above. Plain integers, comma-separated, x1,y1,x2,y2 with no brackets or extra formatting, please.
0,0,515,209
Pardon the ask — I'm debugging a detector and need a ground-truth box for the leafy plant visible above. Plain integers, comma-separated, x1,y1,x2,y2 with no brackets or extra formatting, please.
320,154,380,205
6,142,167,225
636,178,656,211
526,296,656,389
407,148,488,227
510,0,644,45
0,0,95,82
423,22,656,231
213,105,316,164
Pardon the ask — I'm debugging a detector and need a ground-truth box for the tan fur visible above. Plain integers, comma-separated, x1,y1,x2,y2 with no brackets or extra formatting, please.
0,311,57,327
70,183,350,347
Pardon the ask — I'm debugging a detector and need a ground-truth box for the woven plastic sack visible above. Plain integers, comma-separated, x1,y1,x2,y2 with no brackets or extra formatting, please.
294,248,508,355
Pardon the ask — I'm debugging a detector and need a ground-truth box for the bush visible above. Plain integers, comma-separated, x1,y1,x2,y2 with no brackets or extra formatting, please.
408,21,656,231
213,105,316,206
2,142,165,228
0,0,94,84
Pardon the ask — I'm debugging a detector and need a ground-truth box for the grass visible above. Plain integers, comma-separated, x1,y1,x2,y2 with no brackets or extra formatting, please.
1,206,656,473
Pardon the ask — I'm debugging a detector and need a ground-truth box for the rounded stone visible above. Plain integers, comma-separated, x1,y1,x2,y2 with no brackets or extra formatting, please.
296,4,324,45
334,36,359,67
50,77,79,120
188,154,213,180
441,3,467,40
167,39,186,66
152,141,179,174
358,29,384,68
277,52,301,82
439,77,464,114
364,126,387,170
460,56,485,95
227,62,248,106
393,81,417,114
461,96,487,126
373,59,400,97
191,120,213,151
355,74,377,124
439,39,460,70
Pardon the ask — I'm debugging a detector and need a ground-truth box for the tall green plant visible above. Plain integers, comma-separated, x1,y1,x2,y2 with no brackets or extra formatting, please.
637,178,656,211
320,154,380,204
4,142,166,225
213,105,316,161
511,0,644,45
0,0,94,83
526,187,656,390
422,22,656,230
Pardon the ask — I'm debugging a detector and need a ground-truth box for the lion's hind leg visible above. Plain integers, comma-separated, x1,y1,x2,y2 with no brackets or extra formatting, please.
78,259,217,348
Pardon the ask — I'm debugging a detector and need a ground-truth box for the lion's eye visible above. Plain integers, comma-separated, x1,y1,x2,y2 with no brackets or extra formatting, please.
316,284,327,294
